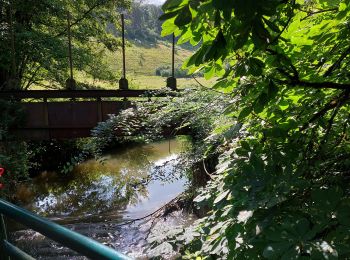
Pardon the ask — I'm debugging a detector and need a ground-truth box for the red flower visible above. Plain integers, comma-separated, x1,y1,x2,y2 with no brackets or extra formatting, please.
0,167,4,177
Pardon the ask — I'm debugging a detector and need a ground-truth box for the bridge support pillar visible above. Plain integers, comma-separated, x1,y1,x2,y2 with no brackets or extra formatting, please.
119,78,128,90
166,77,177,90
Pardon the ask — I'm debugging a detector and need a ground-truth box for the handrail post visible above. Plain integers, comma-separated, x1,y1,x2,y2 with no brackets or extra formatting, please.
0,214,10,260
119,13,128,90
66,11,76,90
166,33,177,90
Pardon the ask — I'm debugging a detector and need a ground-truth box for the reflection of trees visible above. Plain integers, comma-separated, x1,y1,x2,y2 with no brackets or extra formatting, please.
21,145,160,219
27,170,151,219
19,140,188,222
108,145,155,169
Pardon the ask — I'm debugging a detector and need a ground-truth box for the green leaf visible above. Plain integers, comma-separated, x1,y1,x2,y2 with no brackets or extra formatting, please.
278,100,289,111
311,186,343,212
240,140,250,151
263,242,292,259
236,147,248,157
161,18,178,36
254,93,268,113
162,0,185,11
159,10,180,21
263,17,280,33
214,189,230,204
267,80,279,100
238,106,252,121
174,5,192,27
248,57,265,76
194,193,209,203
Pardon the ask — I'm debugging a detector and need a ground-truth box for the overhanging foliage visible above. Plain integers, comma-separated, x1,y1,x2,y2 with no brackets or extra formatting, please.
154,0,350,258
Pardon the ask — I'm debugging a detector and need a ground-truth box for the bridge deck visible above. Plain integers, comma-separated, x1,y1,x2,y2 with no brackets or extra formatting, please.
16,100,132,139
0,89,167,99
1,90,171,140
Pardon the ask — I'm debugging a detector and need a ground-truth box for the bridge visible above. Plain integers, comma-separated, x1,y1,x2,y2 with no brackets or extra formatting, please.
0,89,176,140
0,14,179,140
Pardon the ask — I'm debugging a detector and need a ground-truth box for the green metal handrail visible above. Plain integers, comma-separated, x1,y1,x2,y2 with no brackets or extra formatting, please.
0,199,132,260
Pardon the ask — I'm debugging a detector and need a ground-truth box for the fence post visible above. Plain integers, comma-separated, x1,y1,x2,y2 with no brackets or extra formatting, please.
166,33,177,90
119,13,128,90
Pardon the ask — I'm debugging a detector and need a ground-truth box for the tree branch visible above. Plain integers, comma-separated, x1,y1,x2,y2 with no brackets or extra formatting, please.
300,8,338,21
270,0,295,45
54,1,106,38
290,80,350,90
323,45,350,77
321,99,342,144
300,91,350,131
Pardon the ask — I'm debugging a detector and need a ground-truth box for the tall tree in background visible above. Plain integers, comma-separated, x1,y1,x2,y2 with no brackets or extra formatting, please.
0,0,129,90
159,0,350,258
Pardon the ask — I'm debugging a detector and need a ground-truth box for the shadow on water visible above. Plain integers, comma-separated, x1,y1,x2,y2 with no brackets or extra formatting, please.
9,137,193,259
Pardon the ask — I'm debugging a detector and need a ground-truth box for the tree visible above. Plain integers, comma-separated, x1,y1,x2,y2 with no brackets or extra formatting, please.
159,0,350,258
0,0,129,90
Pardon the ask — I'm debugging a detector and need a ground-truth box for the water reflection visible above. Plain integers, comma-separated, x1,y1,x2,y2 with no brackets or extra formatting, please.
15,138,189,224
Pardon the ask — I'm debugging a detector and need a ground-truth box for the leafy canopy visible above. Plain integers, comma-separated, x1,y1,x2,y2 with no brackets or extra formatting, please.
0,0,129,90
158,0,350,258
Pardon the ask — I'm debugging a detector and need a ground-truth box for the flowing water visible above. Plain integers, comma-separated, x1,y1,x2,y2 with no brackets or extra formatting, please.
8,138,194,259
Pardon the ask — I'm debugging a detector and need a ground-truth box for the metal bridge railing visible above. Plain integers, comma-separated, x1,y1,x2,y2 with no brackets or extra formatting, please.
0,199,132,260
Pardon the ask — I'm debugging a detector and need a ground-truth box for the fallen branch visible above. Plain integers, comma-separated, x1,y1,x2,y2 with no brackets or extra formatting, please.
114,192,185,227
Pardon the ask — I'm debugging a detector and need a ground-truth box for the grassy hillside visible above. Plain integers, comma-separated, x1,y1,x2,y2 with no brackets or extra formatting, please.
109,42,191,76
99,42,216,89
31,42,216,90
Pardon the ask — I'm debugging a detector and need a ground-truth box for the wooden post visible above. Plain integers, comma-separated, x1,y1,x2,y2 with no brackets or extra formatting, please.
166,33,177,90
119,13,128,90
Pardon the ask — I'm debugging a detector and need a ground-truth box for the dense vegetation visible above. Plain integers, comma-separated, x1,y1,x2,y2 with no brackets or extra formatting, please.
148,0,350,258
0,0,199,90
0,100,28,196
2,0,350,258
123,1,164,44
0,0,129,90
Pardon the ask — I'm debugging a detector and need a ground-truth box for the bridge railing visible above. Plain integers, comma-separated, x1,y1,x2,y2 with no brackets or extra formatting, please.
0,89,171,100
0,199,131,260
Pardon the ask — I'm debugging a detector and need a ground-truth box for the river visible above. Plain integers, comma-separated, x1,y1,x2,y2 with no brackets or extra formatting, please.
8,138,194,259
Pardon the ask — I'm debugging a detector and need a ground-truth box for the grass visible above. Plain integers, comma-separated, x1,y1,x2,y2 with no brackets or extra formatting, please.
107,42,193,76
31,41,216,90
130,75,217,89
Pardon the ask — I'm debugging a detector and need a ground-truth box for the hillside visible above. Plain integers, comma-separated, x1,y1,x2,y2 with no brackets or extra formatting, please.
29,2,214,91
75,42,215,90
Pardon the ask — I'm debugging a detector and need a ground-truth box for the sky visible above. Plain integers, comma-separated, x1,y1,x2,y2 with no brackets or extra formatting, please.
144,0,165,5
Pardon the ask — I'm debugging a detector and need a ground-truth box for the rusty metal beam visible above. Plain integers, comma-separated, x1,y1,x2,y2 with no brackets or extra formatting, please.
10,101,132,140
0,89,169,100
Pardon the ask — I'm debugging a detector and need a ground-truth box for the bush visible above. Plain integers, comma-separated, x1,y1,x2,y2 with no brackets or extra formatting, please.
0,100,29,197
155,65,203,78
